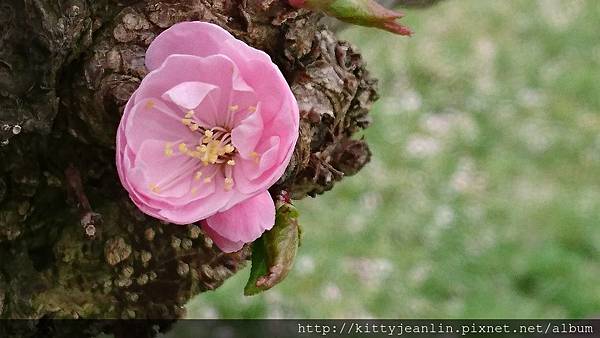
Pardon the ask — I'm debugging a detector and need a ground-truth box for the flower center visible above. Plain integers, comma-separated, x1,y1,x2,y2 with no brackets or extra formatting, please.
163,109,240,192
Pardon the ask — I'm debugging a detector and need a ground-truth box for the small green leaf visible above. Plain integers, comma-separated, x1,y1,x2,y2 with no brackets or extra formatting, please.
290,0,412,36
244,237,269,296
244,202,300,296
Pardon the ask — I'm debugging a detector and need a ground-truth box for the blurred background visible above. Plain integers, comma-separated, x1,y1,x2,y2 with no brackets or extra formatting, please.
187,0,600,318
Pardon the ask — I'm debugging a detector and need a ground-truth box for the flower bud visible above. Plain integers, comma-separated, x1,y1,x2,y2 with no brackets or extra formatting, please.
289,0,412,36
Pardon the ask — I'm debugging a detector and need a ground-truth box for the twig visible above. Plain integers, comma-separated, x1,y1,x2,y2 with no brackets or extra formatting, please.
64,164,101,237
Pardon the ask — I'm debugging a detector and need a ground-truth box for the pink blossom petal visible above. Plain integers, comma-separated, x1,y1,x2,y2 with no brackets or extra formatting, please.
135,54,236,122
267,98,299,144
225,78,258,128
162,81,221,127
232,136,283,194
218,37,287,111
236,136,280,182
253,136,280,180
145,22,270,74
128,194,169,223
124,142,217,210
162,81,218,111
201,222,245,253
205,191,275,244
184,164,219,200
236,58,286,124
219,38,292,127
157,171,234,224
231,108,263,156
125,98,195,154
146,22,234,71
131,139,197,199
122,147,177,211
116,89,137,188
219,190,254,211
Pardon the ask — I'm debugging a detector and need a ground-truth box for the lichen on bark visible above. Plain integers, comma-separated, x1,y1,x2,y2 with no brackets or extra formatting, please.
0,0,379,333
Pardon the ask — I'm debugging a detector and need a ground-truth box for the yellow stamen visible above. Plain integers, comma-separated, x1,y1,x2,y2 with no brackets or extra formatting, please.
248,106,256,112
229,105,239,112
203,177,212,183
224,144,235,153
185,110,194,118
145,100,155,109
250,151,260,163
164,123,239,175
164,143,174,157
197,139,223,165
191,187,197,195
149,183,160,193
224,178,234,191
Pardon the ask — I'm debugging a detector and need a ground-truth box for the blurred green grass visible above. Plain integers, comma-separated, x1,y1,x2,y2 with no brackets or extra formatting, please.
188,0,600,318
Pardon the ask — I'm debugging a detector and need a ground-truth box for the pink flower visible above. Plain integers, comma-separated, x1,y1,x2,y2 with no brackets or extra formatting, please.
116,22,299,253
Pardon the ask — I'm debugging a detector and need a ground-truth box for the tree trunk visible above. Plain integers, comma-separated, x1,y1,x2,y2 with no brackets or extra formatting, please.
0,0,377,335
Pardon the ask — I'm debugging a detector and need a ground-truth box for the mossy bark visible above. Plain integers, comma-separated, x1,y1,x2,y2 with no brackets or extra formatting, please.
0,0,377,334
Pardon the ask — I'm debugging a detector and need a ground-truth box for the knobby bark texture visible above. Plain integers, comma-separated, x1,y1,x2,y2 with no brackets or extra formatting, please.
0,0,378,335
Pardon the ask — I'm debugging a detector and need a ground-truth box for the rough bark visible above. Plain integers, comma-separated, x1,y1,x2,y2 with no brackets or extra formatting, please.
0,0,377,334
